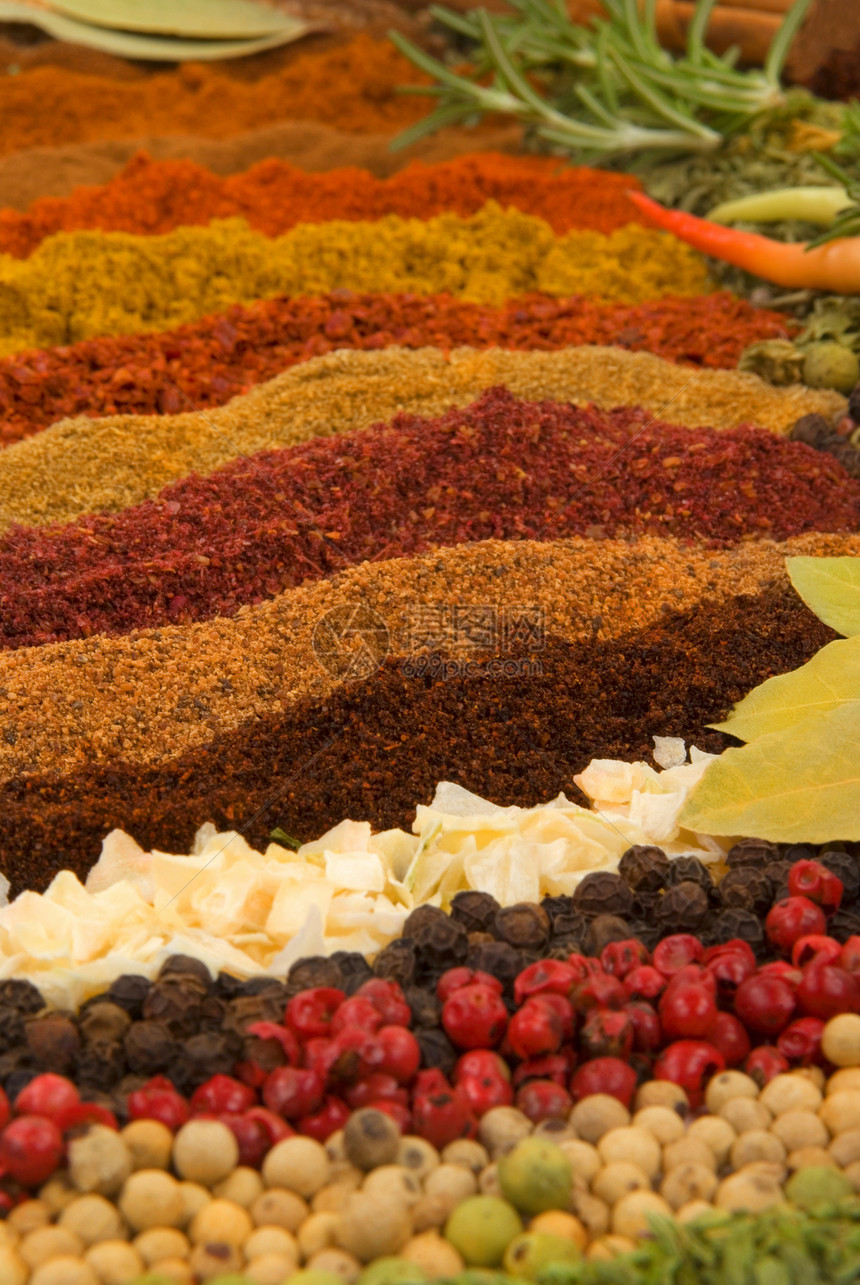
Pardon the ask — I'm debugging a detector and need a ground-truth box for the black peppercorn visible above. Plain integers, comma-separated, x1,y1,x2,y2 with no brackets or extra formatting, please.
402,906,469,974
405,986,442,1029
0,980,44,1014
106,975,150,1018
717,867,773,916
493,903,550,951
223,992,286,1039
76,1040,126,1090
234,977,290,1003
584,914,635,957
415,1028,457,1078
726,839,781,868
572,873,634,918
466,940,523,991
3,1069,39,1101
670,857,714,891
703,908,766,955
654,881,709,931
169,1033,239,1095
373,938,418,987
157,954,213,991
78,1002,132,1046
542,897,589,943
449,890,501,934
828,909,860,943
329,951,374,994
25,1014,80,1074
214,972,247,999
618,845,671,895
782,844,817,864
819,851,860,902
123,1020,179,1075
143,976,207,1038
285,956,344,996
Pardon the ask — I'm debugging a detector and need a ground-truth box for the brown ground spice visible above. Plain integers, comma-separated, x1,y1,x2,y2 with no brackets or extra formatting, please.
0,121,524,211
0,347,844,532
0,585,835,895
1,531,858,785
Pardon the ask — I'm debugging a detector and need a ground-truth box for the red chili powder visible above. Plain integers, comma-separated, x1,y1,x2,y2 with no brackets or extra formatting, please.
0,152,646,258
0,291,794,448
1,387,856,651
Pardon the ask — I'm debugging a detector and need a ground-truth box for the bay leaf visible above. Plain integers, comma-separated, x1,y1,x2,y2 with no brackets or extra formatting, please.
787,555,860,637
710,635,860,742
679,700,860,842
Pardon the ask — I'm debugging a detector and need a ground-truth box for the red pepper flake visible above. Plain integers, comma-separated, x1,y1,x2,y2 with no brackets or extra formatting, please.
0,386,855,652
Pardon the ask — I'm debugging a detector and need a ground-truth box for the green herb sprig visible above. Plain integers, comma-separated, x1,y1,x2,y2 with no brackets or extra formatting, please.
389,0,815,163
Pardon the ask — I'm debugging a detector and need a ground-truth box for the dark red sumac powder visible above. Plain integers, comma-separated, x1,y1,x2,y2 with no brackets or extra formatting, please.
1,387,856,651
0,291,794,447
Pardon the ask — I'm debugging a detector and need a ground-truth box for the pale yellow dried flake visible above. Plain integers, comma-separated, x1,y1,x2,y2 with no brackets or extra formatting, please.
0,346,844,532
2,531,860,784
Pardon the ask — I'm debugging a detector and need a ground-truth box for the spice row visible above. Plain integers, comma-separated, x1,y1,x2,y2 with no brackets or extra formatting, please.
0,153,649,258
0,347,843,533
0,389,857,653
0,213,710,357
0,292,794,450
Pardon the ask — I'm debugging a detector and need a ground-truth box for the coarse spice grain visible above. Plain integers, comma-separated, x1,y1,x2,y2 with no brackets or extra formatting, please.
0,36,439,157
0,151,647,257
0,531,858,785
0,209,710,355
0,584,837,894
0,347,843,531
0,291,796,449
2,388,857,651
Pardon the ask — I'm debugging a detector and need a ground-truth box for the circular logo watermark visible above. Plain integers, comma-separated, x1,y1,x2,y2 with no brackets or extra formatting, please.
312,602,390,681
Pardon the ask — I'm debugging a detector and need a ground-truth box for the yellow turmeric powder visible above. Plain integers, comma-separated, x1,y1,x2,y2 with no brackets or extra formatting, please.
0,204,709,355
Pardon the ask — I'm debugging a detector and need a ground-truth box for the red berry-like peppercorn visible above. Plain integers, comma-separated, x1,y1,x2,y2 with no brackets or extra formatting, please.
328,1027,383,1085
375,1025,421,1085
413,1086,476,1149
53,1103,119,1132
512,1053,573,1088
703,939,756,968
745,1045,790,1088
355,979,411,1027
262,1066,325,1120
286,988,345,1040
298,1095,350,1142
0,1116,64,1187
220,1110,292,1167
788,860,843,912
571,972,627,1014
14,1074,79,1123
127,1077,189,1131
455,1051,511,1084
442,983,509,1051
567,954,602,983
600,939,649,979
705,949,756,1001
507,997,565,1060
652,935,705,977
706,1011,751,1067
569,1057,637,1107
653,1040,725,1108
515,1079,573,1123
0,1087,8,1132
625,1001,662,1054
246,1022,301,1066
345,1074,409,1110
437,968,503,1002
757,961,803,989
623,965,666,1001
841,937,860,977
791,935,841,969
796,962,860,1020
190,1075,256,1118
369,1098,412,1133
734,974,796,1037
659,983,718,1040
330,997,383,1036
514,959,579,1004
459,1072,514,1115
766,897,827,954
580,1008,634,1061
777,1017,825,1066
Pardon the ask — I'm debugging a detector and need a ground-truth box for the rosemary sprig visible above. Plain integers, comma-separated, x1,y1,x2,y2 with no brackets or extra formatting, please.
389,0,816,163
